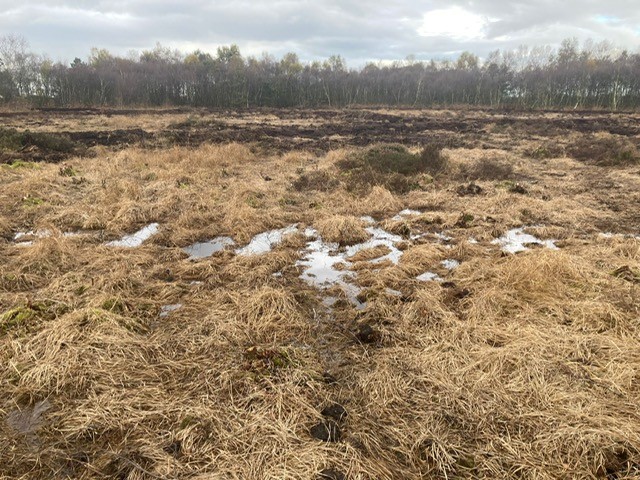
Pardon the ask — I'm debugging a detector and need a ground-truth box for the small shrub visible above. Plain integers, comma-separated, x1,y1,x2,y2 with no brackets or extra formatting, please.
567,135,639,166
456,183,483,196
363,144,420,174
0,128,76,155
455,213,475,228
24,131,76,153
417,143,448,175
176,176,191,188
0,128,23,151
243,346,297,375
336,143,442,195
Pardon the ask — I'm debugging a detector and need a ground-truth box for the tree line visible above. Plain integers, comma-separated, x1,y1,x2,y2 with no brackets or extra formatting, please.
1,36,640,110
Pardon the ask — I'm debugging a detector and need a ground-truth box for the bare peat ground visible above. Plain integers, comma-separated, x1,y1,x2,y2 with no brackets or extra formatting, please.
2,106,640,160
0,107,639,479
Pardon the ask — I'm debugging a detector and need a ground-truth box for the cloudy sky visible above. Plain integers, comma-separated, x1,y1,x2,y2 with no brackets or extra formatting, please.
1,0,639,65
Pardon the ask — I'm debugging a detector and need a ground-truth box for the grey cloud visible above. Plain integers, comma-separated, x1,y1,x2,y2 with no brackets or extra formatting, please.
1,0,639,65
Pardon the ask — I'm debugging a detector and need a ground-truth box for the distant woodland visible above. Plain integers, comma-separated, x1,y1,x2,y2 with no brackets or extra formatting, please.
1,36,639,110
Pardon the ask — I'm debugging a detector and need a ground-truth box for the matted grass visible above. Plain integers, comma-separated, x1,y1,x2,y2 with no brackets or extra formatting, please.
1,126,639,479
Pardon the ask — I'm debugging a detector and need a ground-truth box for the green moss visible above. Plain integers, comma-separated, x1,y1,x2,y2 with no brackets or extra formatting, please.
59,164,79,177
456,213,475,228
496,180,516,190
0,307,36,333
101,298,127,314
2,160,39,170
22,196,44,207
74,285,89,296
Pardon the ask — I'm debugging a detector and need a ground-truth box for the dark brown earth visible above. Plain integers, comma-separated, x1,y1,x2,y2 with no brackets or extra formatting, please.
2,107,640,163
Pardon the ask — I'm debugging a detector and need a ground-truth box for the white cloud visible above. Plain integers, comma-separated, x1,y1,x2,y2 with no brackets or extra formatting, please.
418,7,490,41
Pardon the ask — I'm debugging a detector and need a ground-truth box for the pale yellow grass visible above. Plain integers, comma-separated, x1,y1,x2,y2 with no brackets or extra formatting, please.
1,139,639,479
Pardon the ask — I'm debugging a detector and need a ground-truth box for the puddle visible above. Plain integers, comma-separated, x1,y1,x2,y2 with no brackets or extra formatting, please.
599,232,640,240
236,225,298,256
298,236,355,287
105,223,159,248
434,232,453,242
13,229,83,246
391,209,421,221
297,226,405,308
417,272,443,282
14,230,51,242
5,400,51,435
159,304,182,317
345,227,404,264
184,236,234,259
492,228,558,254
322,296,338,307
441,259,460,270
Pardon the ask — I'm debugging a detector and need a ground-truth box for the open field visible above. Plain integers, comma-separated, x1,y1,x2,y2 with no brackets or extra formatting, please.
1,108,639,479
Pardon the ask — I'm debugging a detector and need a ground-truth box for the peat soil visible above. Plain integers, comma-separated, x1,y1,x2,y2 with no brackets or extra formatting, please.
2,107,640,162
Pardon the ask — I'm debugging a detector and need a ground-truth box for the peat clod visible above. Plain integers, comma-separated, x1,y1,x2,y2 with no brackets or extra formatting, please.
310,420,341,442
456,183,483,196
321,403,347,422
318,468,347,480
355,323,380,344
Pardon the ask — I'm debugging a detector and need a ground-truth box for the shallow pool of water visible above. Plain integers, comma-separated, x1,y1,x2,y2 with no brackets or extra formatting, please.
159,304,182,317
417,272,443,282
441,259,460,270
106,223,159,248
184,236,235,259
236,225,298,256
346,227,404,264
391,209,421,221
492,228,558,254
297,226,404,308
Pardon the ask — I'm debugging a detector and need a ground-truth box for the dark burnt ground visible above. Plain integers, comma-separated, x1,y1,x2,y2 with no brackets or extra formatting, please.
1,107,640,162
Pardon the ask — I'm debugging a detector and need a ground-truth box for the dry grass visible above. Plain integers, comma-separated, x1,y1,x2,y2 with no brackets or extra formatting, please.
1,111,640,479
316,216,370,246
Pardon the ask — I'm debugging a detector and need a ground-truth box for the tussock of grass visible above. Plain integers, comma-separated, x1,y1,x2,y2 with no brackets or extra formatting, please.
293,169,340,192
460,156,515,181
357,186,402,215
315,215,369,246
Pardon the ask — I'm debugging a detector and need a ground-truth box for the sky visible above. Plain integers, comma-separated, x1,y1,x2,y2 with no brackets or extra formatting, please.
1,0,639,66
